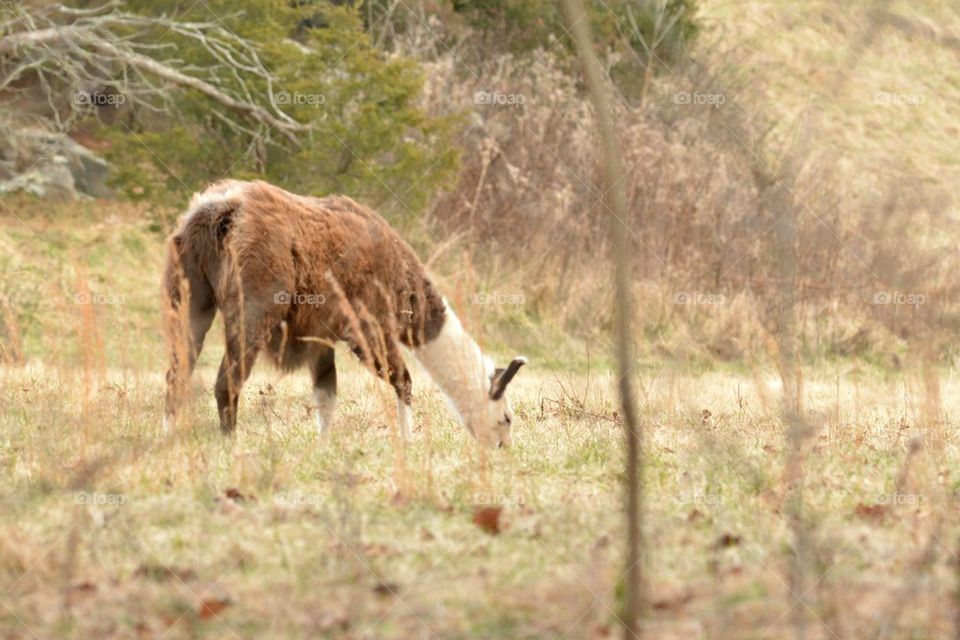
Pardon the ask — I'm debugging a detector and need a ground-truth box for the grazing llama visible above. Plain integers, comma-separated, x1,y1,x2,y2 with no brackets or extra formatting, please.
163,180,526,447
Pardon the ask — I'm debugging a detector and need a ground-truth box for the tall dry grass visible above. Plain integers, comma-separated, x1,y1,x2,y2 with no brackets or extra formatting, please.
385,2,960,637
391,2,960,368
562,0,646,636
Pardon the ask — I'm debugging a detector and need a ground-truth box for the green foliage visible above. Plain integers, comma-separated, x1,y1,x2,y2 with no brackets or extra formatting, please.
265,6,460,214
448,0,617,54
94,0,459,219
447,0,697,64
445,0,698,104
617,0,699,67
449,0,567,53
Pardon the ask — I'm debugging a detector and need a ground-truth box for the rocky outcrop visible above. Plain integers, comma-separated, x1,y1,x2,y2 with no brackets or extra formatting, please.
0,128,112,200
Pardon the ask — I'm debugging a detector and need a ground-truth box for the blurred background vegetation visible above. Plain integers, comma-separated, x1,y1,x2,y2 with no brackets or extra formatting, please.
75,0,698,207
1,0,959,373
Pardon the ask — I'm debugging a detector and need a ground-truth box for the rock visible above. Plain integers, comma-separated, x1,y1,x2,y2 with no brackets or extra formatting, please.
0,127,112,200
64,139,111,198
0,160,75,201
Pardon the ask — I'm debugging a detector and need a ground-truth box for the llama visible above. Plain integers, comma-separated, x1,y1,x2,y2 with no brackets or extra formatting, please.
163,180,526,447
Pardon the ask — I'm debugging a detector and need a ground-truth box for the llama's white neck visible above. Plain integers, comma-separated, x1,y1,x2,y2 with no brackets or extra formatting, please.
411,303,491,433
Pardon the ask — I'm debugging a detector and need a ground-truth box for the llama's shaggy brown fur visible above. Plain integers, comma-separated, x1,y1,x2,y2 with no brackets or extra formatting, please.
163,180,524,444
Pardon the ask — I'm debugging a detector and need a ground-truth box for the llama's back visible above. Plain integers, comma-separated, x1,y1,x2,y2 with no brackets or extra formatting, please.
247,183,446,343
174,180,447,367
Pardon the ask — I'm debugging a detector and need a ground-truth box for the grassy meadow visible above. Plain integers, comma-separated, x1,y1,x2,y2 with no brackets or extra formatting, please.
3,0,960,638
0,200,957,639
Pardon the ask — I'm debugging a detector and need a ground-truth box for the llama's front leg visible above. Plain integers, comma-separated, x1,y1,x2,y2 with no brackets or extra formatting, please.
392,363,414,443
397,396,413,443
311,348,337,436
352,330,414,443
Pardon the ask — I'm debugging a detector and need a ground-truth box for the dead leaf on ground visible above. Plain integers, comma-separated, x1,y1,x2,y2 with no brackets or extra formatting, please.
198,595,232,620
473,506,504,535
855,503,888,521
713,532,742,549
223,488,254,503
373,582,399,597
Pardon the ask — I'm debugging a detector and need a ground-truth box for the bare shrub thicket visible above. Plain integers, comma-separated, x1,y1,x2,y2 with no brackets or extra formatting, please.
398,16,960,363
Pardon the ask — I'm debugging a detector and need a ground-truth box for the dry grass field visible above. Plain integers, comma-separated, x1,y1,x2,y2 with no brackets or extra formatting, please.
0,200,957,640
3,1,960,638
1,343,957,639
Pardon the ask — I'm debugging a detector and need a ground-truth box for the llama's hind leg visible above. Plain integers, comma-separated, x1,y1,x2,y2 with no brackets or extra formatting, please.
214,336,260,435
311,347,337,437
214,302,270,435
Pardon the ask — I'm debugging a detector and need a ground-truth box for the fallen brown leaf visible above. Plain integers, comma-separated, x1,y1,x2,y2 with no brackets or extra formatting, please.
473,506,504,535
855,503,888,521
373,582,399,597
198,596,231,620
224,488,254,503
713,532,742,549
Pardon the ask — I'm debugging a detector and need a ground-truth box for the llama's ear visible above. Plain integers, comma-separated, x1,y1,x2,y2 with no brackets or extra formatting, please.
489,356,527,400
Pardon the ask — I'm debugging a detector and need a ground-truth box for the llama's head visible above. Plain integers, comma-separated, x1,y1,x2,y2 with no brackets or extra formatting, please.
411,302,527,448
475,356,526,448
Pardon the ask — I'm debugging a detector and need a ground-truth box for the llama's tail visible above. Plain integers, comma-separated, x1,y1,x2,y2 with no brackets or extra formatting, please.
164,190,242,318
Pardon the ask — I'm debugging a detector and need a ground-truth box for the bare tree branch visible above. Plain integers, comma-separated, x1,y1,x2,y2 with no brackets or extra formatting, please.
87,38,306,143
0,3,309,145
